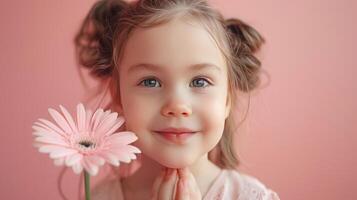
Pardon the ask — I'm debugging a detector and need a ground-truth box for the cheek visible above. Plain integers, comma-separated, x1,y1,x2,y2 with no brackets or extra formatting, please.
195,88,228,126
120,94,156,151
120,88,162,135
121,95,152,130
195,92,228,147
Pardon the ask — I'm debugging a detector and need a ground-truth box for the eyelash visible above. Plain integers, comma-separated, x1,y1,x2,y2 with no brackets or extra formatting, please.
138,77,212,88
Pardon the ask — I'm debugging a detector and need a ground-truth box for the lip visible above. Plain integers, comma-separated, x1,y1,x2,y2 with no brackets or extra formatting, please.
153,127,198,144
155,127,197,134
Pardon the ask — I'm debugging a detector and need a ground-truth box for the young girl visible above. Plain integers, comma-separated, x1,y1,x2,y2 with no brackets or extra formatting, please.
74,0,280,199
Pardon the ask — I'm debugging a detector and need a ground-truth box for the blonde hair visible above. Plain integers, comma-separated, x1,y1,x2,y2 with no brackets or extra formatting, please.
74,0,265,172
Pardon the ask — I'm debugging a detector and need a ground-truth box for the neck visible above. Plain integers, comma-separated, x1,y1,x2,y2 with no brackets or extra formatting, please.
121,153,222,197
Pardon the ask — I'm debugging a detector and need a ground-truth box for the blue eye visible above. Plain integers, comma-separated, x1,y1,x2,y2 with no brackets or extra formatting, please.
139,78,161,87
190,78,211,88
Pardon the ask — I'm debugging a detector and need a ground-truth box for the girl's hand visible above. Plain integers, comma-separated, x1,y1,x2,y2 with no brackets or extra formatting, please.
151,167,202,200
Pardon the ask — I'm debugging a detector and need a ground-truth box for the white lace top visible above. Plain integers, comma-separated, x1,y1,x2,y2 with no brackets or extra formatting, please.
203,169,280,200
92,169,280,200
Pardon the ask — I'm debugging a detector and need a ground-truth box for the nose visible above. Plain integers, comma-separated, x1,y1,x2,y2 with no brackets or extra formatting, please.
161,97,192,118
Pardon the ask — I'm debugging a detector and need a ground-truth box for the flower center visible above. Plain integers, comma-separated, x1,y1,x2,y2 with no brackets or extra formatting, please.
70,133,100,154
79,140,95,148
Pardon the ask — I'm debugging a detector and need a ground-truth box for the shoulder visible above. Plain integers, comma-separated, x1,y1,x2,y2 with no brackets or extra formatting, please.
205,169,280,200
230,170,280,200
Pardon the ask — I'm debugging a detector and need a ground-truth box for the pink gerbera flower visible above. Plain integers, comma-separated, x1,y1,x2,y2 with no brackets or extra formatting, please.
32,103,141,176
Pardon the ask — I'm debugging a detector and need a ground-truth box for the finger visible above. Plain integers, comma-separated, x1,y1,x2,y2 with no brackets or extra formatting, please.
178,168,202,199
151,168,166,200
158,168,178,200
176,168,190,200
175,178,189,200
177,167,187,178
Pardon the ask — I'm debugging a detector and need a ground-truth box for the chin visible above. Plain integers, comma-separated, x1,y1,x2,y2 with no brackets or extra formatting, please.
155,155,195,169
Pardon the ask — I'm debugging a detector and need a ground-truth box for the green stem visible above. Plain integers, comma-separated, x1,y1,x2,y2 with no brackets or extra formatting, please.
84,171,91,200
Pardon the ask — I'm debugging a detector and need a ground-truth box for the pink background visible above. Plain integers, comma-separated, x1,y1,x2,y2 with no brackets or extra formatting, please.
1,0,356,199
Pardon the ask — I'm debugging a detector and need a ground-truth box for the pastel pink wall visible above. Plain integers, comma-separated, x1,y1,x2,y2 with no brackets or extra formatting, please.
1,0,356,199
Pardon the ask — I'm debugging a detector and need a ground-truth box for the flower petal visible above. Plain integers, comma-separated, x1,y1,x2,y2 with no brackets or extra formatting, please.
32,131,58,138
39,145,71,153
85,109,93,134
32,125,62,138
37,118,67,138
50,149,77,159
86,155,105,166
126,145,141,154
101,110,112,119
33,142,45,148
39,145,78,159
103,116,125,137
48,107,72,135
72,162,83,174
34,121,49,129
90,108,104,132
35,136,68,146
77,103,86,132
59,105,78,134
97,110,111,127
106,149,131,163
108,145,141,163
129,153,137,160
107,131,138,145
98,151,120,166
82,157,99,176
94,112,118,137
111,145,141,156
32,131,44,137
54,157,65,166
65,153,83,167
33,122,56,133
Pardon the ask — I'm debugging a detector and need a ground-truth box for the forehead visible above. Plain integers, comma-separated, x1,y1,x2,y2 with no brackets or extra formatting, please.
119,17,226,73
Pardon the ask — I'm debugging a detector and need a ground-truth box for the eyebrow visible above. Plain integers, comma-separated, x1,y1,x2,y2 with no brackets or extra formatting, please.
127,62,222,74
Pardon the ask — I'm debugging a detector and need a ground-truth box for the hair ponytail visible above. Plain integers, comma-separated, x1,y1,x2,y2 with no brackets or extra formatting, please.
225,18,265,92
74,0,128,79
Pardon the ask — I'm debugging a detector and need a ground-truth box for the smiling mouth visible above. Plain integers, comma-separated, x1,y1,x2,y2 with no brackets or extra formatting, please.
153,131,197,144
154,131,197,135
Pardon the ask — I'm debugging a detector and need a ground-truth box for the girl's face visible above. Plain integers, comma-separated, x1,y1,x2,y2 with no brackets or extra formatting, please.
117,17,230,168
